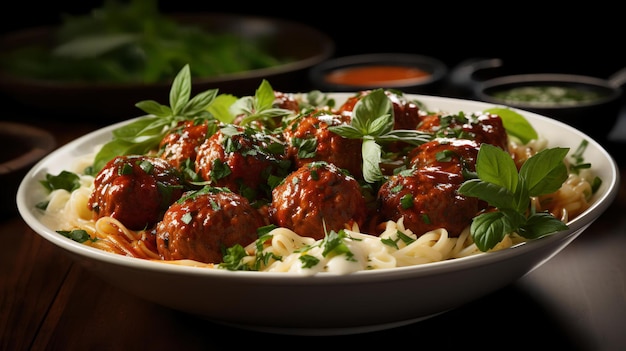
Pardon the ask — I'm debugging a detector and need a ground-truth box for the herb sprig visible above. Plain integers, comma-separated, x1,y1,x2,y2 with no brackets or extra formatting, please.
91,64,219,173
457,144,570,251
225,79,296,128
329,89,433,183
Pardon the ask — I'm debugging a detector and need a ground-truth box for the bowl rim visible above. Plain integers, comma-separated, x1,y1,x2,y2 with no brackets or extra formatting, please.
308,53,448,90
477,73,623,109
16,93,620,283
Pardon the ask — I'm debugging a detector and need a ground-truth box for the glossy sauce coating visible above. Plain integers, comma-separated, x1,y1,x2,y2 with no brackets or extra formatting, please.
87,155,185,230
283,109,363,180
159,120,211,171
195,125,289,201
378,139,487,237
156,190,266,263
270,162,367,240
417,111,509,150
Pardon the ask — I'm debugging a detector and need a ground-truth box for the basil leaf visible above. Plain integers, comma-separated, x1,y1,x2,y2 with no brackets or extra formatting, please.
169,65,191,114
182,89,219,116
362,139,383,183
135,100,172,117
457,179,515,209
485,107,538,144
460,142,570,252
40,170,81,193
329,124,364,139
352,89,393,135
520,212,569,239
470,211,511,252
519,147,569,196
474,143,518,192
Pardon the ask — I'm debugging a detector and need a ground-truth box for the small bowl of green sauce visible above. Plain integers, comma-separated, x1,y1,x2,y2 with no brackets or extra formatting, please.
477,73,625,143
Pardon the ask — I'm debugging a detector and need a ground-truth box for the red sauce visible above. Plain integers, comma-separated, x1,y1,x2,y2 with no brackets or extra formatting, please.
324,65,430,87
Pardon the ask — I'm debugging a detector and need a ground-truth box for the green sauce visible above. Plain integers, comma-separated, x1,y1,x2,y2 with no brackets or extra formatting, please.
491,85,605,106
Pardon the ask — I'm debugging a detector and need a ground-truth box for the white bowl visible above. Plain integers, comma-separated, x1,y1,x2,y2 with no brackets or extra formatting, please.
16,94,620,336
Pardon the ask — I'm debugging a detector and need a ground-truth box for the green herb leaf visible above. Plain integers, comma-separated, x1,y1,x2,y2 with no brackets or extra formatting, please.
320,229,355,261
182,89,219,116
474,143,519,191
362,138,383,183
520,212,569,239
329,89,432,183
169,64,191,114
519,147,569,196
351,89,393,135
458,143,570,251
299,254,321,268
375,129,432,146
57,229,95,243
91,64,219,173
328,124,365,139
485,107,538,144
207,94,238,123
134,100,172,117
455,179,515,210
229,79,294,126
40,170,81,193
469,211,513,250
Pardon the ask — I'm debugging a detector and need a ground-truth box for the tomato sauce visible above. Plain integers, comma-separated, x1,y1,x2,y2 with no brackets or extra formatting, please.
324,65,430,87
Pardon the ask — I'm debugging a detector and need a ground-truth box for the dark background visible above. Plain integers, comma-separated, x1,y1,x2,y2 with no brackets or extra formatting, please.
2,1,624,79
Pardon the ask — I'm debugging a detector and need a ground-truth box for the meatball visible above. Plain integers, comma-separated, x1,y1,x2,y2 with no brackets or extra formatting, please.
417,111,509,150
377,139,486,237
408,138,481,174
88,155,185,230
195,124,290,201
156,187,265,264
283,108,363,180
159,119,213,171
270,161,367,240
273,91,300,112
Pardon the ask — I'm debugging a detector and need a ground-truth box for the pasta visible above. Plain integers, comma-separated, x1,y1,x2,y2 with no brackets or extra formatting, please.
41,184,526,274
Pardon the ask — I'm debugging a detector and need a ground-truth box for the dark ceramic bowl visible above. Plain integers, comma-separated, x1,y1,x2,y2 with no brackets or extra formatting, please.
308,53,448,95
1,122,55,217
0,13,334,121
446,58,626,144
477,73,624,143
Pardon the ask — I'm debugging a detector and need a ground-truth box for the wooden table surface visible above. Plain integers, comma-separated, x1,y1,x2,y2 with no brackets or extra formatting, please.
2,110,626,351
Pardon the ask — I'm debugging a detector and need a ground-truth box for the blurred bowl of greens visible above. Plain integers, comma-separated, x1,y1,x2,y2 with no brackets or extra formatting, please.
0,1,334,120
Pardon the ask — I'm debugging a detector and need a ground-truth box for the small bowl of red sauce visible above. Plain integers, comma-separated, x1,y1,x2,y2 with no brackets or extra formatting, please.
308,53,448,94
